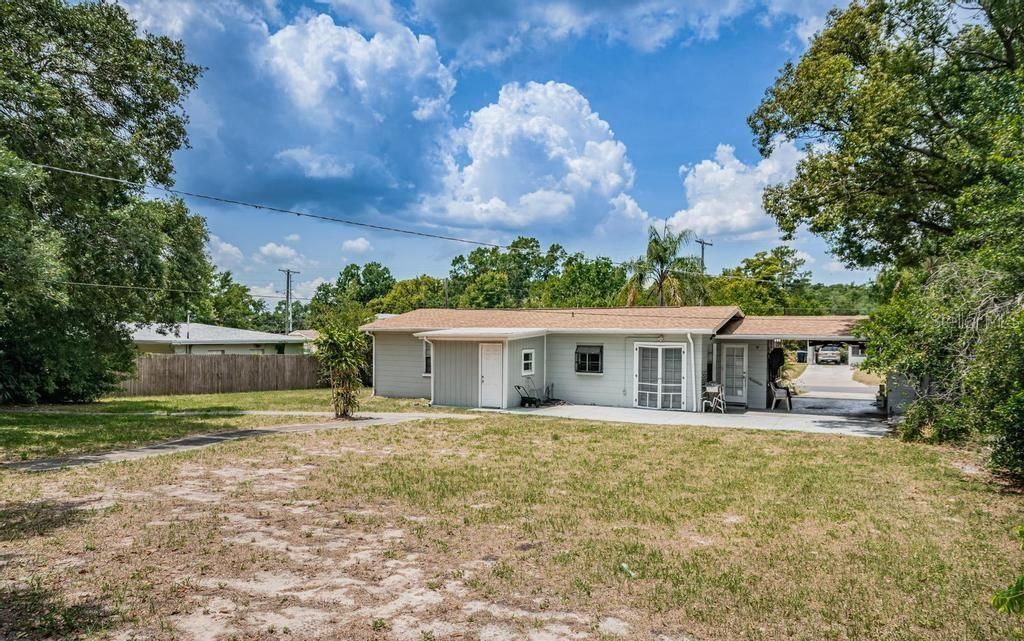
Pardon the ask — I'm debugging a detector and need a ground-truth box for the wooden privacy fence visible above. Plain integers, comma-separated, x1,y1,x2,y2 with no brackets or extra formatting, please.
118,354,324,397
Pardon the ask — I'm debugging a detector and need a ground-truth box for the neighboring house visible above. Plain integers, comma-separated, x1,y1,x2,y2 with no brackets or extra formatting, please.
360,307,863,412
288,329,320,353
131,323,307,355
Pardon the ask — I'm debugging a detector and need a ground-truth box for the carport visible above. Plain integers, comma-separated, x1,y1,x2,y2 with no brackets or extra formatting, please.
712,315,880,418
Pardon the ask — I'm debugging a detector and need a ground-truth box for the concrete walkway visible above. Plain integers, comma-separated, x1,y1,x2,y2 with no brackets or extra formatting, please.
795,364,878,400
4,412,473,472
494,403,890,438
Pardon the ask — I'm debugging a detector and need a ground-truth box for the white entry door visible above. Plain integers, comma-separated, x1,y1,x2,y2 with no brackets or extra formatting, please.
479,343,503,408
634,344,687,410
723,344,748,404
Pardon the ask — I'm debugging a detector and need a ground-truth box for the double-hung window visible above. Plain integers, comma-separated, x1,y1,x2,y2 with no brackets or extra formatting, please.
522,349,535,376
575,345,603,374
423,341,432,376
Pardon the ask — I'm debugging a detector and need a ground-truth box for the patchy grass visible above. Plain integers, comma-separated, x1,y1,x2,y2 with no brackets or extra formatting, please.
15,387,440,415
783,360,807,382
1,414,1021,640
853,368,883,387
0,412,333,462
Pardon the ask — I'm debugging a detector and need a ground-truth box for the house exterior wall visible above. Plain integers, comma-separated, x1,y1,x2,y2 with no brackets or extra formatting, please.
886,373,915,416
432,341,481,407
372,332,431,399
746,340,770,410
711,339,770,410
546,333,706,411
137,343,304,355
506,336,546,406
137,343,175,355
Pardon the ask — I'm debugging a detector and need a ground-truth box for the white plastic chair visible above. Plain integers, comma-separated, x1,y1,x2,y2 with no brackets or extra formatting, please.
703,383,726,414
770,380,792,411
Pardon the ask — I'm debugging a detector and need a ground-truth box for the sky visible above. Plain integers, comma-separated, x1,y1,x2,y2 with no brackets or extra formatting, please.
120,0,874,301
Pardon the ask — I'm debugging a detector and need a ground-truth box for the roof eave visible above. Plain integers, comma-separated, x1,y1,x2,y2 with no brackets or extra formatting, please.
715,334,862,341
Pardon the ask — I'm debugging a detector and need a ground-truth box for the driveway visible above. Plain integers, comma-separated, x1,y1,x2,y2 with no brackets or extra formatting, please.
496,404,890,438
795,363,878,400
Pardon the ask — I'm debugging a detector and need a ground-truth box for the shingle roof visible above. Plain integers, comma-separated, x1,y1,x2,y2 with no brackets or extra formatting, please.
717,315,866,340
360,306,742,333
131,323,307,345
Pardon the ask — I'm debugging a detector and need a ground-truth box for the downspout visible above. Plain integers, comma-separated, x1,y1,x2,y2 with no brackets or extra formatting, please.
543,333,548,399
370,333,376,397
687,333,697,412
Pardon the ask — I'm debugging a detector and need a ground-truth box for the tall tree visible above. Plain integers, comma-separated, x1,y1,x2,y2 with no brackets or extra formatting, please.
706,247,816,315
750,0,1024,473
371,275,447,314
0,0,207,402
535,254,626,307
620,225,706,306
202,272,266,329
749,0,1024,269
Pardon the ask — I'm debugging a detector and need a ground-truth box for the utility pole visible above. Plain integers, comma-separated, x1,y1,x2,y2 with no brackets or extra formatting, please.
695,238,713,272
278,268,300,333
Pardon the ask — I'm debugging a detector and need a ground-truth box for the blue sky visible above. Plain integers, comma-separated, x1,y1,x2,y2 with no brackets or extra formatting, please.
123,0,871,300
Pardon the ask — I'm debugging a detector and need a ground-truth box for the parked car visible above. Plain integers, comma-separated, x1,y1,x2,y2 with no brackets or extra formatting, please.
817,345,842,365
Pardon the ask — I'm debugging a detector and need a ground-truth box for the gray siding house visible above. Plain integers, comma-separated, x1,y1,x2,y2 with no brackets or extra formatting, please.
361,308,863,412
131,323,308,355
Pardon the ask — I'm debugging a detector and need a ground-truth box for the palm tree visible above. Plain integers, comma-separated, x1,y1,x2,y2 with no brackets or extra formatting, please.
620,224,706,306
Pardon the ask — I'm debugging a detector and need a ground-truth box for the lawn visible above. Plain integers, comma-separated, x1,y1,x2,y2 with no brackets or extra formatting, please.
0,411,334,462
853,367,883,386
1,410,1021,640
783,360,808,382
0,388,439,462
19,387,436,414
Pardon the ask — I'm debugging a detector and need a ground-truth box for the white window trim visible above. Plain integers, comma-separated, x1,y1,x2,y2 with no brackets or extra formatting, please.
422,340,432,377
521,348,535,376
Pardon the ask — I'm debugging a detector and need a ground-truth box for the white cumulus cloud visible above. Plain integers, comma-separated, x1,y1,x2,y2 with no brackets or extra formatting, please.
276,147,355,178
341,237,373,254
666,137,802,237
426,81,643,229
207,235,245,270
262,13,454,123
254,241,312,269
413,0,843,65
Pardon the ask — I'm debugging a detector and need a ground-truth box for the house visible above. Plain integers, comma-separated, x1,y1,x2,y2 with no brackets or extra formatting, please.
131,322,308,355
360,307,863,412
288,329,320,353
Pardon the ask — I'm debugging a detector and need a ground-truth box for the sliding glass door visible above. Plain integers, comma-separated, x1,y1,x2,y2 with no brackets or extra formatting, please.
634,344,687,410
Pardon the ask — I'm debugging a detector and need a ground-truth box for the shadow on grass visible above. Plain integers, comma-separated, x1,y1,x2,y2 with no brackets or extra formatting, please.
0,412,266,463
0,579,114,639
2,399,249,414
0,500,98,541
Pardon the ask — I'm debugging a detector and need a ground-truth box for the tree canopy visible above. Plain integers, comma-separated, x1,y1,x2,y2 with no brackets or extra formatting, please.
0,0,209,402
752,0,1024,473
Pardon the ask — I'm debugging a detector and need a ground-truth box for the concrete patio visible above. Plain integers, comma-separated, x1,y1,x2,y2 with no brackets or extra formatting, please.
492,400,890,438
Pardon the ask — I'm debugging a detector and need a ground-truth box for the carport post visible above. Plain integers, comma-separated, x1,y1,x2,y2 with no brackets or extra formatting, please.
807,340,813,365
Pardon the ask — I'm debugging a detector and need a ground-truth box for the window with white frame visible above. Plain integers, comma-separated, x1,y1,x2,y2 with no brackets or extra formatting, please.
423,341,432,375
521,348,535,376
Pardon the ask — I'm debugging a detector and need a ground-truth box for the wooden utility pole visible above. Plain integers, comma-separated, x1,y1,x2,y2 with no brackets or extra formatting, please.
696,238,713,272
278,268,300,332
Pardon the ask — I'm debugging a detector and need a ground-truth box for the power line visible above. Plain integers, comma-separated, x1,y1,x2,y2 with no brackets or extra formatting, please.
46,279,315,302
30,162,865,289
30,163,504,249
